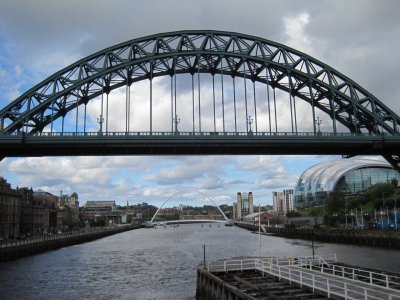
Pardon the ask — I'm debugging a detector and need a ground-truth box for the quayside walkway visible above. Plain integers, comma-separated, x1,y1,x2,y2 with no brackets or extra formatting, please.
0,224,141,262
197,255,400,300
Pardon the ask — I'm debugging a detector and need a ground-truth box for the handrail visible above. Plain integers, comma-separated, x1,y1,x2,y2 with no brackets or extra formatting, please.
0,225,133,248
301,262,400,291
4,130,398,138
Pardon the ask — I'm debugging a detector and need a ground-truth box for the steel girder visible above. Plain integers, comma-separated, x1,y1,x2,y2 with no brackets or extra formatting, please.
0,30,399,167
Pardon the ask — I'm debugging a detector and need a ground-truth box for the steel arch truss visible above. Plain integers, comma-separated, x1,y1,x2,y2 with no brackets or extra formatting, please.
1,30,400,168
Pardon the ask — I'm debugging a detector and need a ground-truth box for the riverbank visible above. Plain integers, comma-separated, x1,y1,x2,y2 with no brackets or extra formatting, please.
0,224,142,262
235,222,400,249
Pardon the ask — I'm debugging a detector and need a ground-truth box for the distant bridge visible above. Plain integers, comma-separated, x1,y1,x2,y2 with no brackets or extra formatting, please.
1,30,400,170
153,219,228,226
149,190,229,225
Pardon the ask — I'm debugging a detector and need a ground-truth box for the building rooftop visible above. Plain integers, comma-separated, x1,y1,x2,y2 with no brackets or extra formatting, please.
85,201,116,207
295,158,393,196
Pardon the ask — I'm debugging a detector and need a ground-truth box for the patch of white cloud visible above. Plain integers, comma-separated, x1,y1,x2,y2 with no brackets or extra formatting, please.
282,12,313,55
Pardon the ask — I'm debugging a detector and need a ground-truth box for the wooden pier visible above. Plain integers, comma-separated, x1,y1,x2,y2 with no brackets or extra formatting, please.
196,256,400,300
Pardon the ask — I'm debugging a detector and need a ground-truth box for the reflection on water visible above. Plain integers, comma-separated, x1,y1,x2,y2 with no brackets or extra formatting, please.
0,224,399,299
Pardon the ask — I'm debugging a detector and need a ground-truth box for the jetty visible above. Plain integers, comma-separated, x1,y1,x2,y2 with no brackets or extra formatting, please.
196,255,400,299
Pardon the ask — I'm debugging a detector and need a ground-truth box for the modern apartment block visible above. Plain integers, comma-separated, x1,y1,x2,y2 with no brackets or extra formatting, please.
233,192,254,220
272,189,294,214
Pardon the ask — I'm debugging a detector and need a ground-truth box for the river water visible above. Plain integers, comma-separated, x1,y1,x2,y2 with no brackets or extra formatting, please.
1,224,400,300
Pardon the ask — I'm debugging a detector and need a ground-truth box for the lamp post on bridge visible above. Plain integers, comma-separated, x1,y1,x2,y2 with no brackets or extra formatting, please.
248,115,253,133
97,114,104,134
315,117,322,134
173,114,180,134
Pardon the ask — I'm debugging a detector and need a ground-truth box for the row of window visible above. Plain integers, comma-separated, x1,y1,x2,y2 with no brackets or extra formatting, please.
295,167,400,209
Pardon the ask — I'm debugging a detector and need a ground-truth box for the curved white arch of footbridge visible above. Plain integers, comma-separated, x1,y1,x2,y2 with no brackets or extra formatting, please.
150,190,229,223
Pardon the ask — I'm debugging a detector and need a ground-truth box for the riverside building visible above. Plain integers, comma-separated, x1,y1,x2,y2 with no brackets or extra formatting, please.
0,177,21,239
294,158,400,209
272,190,294,214
233,192,254,220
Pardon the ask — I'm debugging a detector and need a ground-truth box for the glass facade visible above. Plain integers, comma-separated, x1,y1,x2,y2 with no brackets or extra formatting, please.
294,159,400,209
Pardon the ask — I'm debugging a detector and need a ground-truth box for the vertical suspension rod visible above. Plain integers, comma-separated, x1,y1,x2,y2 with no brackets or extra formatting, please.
106,92,109,133
150,63,153,134
26,98,31,133
61,98,65,133
100,81,104,133
253,80,258,133
273,88,278,132
331,94,337,134
84,103,87,133
61,115,64,133
266,71,272,134
192,74,195,132
233,76,237,132
293,95,298,133
212,74,216,132
288,74,294,133
126,80,130,133
174,71,177,132
197,57,201,132
244,61,248,132
50,101,54,133
309,81,316,134
221,61,225,133
75,99,79,134
170,75,174,132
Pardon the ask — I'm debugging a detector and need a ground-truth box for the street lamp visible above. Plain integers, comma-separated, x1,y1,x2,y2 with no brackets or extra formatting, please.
248,115,254,133
173,114,181,133
97,114,104,134
315,117,322,134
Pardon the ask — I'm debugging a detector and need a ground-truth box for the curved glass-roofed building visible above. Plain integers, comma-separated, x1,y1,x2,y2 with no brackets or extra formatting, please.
294,158,400,209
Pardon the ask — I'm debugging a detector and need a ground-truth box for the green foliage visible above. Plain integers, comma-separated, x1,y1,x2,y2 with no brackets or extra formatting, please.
286,211,301,217
326,191,345,214
297,183,399,227
89,219,106,227
368,183,396,209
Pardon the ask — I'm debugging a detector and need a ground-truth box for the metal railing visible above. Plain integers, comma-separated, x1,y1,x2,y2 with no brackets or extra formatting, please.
204,255,337,272
4,130,397,138
205,257,400,300
299,261,400,291
0,225,134,248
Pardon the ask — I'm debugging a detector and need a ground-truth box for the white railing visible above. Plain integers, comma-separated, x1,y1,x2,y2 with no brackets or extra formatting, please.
205,257,400,300
206,258,258,273
300,262,400,291
258,259,400,300
264,254,337,267
8,130,396,138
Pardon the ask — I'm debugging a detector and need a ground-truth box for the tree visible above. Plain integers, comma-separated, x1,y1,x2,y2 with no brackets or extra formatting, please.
326,191,345,214
286,211,301,218
370,183,395,209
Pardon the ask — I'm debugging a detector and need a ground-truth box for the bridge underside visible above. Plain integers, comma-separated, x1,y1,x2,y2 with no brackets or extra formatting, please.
0,133,398,159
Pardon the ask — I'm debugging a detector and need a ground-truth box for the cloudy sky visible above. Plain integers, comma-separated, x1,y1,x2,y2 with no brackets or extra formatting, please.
1,0,399,208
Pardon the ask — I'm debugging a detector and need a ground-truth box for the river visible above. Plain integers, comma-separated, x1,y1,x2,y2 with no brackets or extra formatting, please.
0,224,399,299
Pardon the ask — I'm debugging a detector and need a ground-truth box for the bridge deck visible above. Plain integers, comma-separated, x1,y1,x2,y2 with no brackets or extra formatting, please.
1,131,399,158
